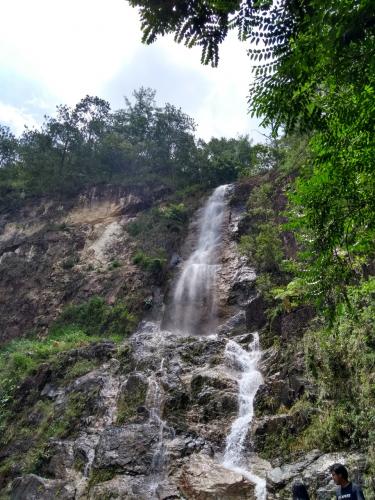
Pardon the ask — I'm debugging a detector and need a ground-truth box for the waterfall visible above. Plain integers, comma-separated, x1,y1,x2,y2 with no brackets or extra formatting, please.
145,184,267,498
145,360,175,496
169,184,228,336
223,336,267,500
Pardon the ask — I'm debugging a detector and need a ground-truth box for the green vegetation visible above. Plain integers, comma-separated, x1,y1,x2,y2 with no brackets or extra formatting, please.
0,89,256,212
237,140,374,470
64,359,99,381
89,467,119,488
301,280,375,452
0,295,135,487
61,256,79,269
54,296,136,338
128,0,374,311
0,0,373,484
108,259,121,270
117,382,147,424
0,297,134,436
128,193,206,281
239,223,283,273
132,250,166,276
0,326,96,431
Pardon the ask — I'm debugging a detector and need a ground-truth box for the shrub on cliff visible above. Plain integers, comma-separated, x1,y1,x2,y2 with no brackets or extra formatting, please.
54,297,136,338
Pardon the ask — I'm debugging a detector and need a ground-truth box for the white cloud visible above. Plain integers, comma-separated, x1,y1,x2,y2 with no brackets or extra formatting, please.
0,0,266,140
0,101,39,134
0,0,139,103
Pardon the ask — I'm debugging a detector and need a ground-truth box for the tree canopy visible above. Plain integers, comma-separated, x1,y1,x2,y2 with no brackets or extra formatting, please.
0,88,258,209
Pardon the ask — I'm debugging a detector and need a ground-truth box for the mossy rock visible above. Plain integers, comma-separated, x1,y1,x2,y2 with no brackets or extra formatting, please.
116,373,148,424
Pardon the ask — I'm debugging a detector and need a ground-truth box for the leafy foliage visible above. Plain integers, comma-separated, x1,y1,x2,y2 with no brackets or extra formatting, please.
236,139,374,463
299,279,375,452
0,125,18,168
128,0,296,67
238,173,285,274
54,297,136,338
239,223,283,272
132,250,167,278
0,88,256,210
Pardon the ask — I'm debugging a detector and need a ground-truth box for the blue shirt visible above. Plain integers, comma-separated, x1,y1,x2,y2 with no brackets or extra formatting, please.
336,482,365,500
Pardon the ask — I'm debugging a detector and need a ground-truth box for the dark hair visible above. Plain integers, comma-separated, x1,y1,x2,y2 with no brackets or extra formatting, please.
330,463,349,480
292,482,310,500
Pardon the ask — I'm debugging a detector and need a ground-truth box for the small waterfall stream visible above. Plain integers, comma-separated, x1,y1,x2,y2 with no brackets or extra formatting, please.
169,184,228,336
145,359,175,496
223,337,267,499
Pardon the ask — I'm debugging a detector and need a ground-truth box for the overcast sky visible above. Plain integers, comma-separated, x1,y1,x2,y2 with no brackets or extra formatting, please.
0,0,266,141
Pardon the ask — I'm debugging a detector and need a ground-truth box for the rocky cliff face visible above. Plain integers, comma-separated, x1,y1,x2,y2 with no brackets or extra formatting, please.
0,184,169,344
0,184,369,499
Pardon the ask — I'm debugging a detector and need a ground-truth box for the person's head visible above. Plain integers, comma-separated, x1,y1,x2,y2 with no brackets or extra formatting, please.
330,463,349,485
292,481,310,500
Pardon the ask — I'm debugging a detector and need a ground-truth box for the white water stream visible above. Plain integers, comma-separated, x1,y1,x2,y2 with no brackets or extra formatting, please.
145,359,175,496
170,184,228,336
223,337,267,499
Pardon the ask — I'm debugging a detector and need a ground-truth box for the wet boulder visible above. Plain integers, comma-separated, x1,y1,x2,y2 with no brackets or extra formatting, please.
190,371,238,421
217,311,247,337
179,453,255,499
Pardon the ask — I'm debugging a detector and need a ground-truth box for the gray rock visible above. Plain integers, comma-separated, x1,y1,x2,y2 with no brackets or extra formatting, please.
252,413,311,451
40,384,63,400
227,263,257,307
10,474,75,500
73,434,100,476
179,453,256,499
230,332,255,346
280,306,315,340
267,451,368,499
165,435,206,463
190,371,238,421
94,424,157,474
169,253,181,267
217,312,247,336
123,372,148,395
88,474,149,500
267,450,322,487
254,373,308,416
245,295,266,331
45,440,75,479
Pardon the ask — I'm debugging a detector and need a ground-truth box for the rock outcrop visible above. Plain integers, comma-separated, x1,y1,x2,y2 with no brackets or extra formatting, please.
0,185,163,343
179,454,256,499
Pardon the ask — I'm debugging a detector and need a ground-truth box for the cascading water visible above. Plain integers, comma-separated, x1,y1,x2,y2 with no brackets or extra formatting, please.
223,336,267,499
143,184,267,498
168,184,228,336
145,359,175,495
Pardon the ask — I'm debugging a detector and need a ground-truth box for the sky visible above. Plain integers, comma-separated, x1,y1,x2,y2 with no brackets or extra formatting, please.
0,0,266,142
